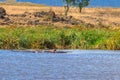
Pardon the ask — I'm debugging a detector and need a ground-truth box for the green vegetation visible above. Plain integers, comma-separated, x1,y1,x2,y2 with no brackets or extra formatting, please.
0,25,119,50
63,0,90,16
63,0,74,16
75,0,90,13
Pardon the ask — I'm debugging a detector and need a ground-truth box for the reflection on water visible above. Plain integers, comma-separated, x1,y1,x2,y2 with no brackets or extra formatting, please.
0,50,120,80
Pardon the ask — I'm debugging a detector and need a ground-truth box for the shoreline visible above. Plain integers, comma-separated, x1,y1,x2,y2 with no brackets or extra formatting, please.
0,3,119,50
0,49,120,54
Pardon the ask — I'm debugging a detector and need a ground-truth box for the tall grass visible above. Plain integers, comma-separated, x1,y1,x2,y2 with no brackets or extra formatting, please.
0,26,119,50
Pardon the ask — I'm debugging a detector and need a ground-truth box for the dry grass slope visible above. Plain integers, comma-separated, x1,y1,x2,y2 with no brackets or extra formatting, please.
0,2,120,27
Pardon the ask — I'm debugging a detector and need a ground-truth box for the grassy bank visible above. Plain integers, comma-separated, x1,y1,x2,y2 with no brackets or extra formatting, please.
0,25,120,50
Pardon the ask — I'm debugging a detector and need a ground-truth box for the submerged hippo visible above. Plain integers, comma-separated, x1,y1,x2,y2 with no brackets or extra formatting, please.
44,49,56,53
12,49,67,53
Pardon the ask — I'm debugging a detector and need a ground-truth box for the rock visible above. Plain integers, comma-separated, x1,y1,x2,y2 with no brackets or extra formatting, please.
4,17,10,22
20,14,26,17
34,11,49,17
34,12,42,17
0,7,6,19
60,17,65,21
10,14,26,17
52,16,60,22
10,14,18,17
49,10,56,18
86,23,95,27
40,11,49,16
27,20,39,25
24,12,31,15
34,11,56,21
112,22,120,26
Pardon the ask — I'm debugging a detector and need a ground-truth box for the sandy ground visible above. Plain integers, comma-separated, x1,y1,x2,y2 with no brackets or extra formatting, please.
0,3,120,27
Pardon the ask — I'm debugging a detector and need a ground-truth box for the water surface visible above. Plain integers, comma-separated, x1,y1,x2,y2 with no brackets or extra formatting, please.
0,50,120,80
17,0,120,7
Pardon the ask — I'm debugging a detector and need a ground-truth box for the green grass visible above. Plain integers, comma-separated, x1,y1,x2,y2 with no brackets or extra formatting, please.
0,26,120,50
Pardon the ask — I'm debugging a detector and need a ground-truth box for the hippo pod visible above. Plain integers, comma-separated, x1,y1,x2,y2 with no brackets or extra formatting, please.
12,49,67,53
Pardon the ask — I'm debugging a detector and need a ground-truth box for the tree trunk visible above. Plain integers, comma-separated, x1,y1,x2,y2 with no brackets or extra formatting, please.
64,4,69,16
79,3,83,13
79,7,82,13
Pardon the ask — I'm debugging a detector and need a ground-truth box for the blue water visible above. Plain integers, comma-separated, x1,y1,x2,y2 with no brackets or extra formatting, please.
0,50,120,80
17,0,120,7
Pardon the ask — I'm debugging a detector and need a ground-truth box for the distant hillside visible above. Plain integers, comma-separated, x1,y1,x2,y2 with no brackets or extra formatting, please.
0,2,45,6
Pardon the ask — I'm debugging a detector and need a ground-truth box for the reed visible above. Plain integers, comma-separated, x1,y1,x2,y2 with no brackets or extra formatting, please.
0,26,119,50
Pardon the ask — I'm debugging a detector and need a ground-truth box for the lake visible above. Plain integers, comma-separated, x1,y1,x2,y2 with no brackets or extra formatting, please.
17,0,120,7
0,50,120,80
